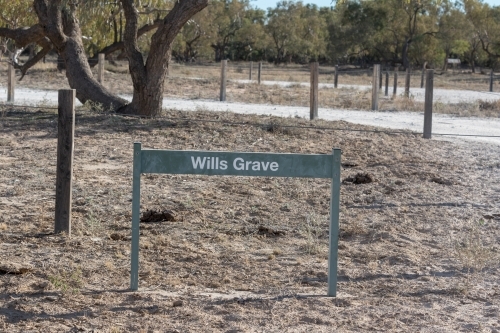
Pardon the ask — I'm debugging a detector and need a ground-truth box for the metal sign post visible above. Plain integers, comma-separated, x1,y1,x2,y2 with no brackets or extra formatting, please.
130,143,341,296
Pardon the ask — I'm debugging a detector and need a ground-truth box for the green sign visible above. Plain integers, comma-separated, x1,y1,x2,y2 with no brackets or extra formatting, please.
140,149,334,178
130,143,342,297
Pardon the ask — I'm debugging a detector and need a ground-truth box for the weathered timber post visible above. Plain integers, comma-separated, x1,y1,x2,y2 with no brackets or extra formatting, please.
379,67,383,89
7,62,15,102
423,70,434,139
385,71,389,96
55,89,76,235
98,53,105,84
490,69,494,92
310,62,319,120
220,59,227,101
405,68,411,97
420,62,427,88
334,65,339,88
372,64,380,110
249,61,253,81
258,61,262,85
393,71,398,97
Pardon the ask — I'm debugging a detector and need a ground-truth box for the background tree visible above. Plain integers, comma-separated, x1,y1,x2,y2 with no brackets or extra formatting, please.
297,4,328,62
464,28,484,73
205,0,249,61
172,9,211,61
266,1,327,64
464,0,500,67
329,0,387,65
265,1,303,63
231,7,268,60
1,0,497,119
437,3,470,71
379,0,440,68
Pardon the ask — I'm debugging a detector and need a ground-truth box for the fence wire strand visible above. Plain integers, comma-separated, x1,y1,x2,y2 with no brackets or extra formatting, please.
0,103,58,110
155,116,500,138
433,76,500,96
2,103,498,139
2,60,499,139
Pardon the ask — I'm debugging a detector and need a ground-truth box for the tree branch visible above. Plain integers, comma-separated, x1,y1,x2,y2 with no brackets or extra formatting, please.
0,25,47,48
480,37,500,59
34,0,67,48
422,31,438,37
14,38,53,80
87,18,162,67
120,0,147,86
147,0,208,71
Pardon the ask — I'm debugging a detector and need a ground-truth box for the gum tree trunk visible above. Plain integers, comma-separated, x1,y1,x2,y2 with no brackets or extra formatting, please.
34,0,127,110
118,0,208,116
28,0,207,116
402,38,411,70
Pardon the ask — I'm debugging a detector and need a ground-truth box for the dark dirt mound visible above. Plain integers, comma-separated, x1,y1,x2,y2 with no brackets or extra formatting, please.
140,209,177,222
343,172,375,184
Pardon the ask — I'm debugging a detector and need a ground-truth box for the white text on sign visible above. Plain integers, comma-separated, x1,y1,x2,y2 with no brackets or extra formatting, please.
191,156,279,171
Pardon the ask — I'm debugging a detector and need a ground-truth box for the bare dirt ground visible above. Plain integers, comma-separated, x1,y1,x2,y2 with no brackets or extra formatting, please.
1,106,499,332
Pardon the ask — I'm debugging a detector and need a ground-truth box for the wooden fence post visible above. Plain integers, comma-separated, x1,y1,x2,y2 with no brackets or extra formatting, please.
249,61,253,81
420,62,427,88
7,62,15,102
98,53,105,84
310,62,319,120
490,69,494,92
258,61,262,85
379,67,383,89
220,59,227,101
405,68,411,97
423,70,434,139
334,65,338,88
385,71,389,96
372,64,380,110
55,89,76,235
393,71,398,97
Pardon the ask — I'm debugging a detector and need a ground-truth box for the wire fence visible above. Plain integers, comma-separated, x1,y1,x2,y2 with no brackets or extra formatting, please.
168,62,500,97
5,57,500,88
1,57,500,125
2,102,500,139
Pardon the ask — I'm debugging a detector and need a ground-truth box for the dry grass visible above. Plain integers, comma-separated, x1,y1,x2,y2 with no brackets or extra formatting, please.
0,106,499,332
452,219,498,273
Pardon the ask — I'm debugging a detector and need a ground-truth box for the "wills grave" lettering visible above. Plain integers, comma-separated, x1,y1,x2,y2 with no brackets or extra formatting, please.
191,156,279,172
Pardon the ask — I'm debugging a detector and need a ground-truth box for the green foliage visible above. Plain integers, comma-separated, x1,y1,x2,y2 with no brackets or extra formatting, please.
464,0,500,61
233,8,269,60
0,0,37,28
266,1,328,63
1,0,498,68
330,0,387,63
172,9,212,61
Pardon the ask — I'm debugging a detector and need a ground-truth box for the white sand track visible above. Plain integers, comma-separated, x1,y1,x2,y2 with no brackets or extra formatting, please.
2,85,500,145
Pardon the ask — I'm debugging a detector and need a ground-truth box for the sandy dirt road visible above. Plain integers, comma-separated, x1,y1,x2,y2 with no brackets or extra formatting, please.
2,86,500,146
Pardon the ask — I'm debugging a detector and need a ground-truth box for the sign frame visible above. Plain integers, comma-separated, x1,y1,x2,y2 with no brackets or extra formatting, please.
130,142,341,297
